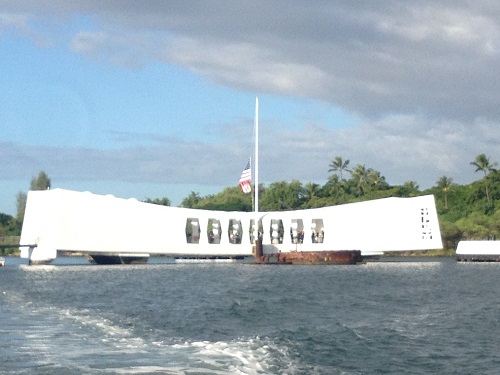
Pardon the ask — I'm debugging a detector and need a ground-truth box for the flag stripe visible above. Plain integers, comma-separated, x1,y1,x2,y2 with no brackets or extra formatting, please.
239,159,251,194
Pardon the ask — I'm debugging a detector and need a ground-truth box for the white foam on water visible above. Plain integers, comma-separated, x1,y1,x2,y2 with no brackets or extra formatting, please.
2,286,298,373
60,308,137,339
170,336,300,374
110,366,180,374
19,264,59,272
54,307,292,373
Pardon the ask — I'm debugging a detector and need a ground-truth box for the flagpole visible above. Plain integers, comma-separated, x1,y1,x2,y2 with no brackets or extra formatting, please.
249,157,254,212
254,97,259,215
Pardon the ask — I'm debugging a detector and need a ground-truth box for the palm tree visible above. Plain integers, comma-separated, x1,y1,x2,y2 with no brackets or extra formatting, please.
321,174,345,199
350,164,371,196
403,180,419,195
367,169,388,190
397,180,419,197
470,153,498,201
436,176,453,209
304,182,320,201
328,156,351,180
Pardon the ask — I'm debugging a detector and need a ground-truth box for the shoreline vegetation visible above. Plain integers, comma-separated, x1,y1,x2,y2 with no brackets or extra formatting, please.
0,236,20,256
3,153,500,257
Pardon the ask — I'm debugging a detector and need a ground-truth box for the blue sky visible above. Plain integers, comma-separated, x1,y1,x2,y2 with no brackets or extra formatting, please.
2,1,500,215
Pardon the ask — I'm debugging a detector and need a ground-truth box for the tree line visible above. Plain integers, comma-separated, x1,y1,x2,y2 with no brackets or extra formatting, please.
176,153,500,251
1,153,499,254
0,171,51,253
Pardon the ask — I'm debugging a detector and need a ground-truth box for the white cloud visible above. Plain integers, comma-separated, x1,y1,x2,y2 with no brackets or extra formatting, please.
165,37,328,97
0,12,52,47
3,1,500,119
2,0,500,205
0,13,28,31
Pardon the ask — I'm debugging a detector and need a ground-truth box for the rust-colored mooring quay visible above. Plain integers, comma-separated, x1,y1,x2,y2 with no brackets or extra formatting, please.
252,239,363,265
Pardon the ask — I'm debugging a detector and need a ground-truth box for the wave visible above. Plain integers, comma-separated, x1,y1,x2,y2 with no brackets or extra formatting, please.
2,283,372,375
1,293,301,374
19,264,59,272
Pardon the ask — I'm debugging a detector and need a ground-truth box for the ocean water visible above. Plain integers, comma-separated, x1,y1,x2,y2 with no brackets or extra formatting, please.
0,257,499,374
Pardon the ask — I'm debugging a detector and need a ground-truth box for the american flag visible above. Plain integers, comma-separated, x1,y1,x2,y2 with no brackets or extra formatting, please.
239,159,252,194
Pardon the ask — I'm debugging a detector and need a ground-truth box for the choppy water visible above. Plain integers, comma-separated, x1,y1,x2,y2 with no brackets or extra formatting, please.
0,257,499,374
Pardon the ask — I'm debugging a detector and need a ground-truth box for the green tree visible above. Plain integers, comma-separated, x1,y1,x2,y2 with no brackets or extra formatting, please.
488,209,500,239
0,213,18,236
328,156,351,180
439,219,462,250
30,171,51,190
404,180,419,191
16,171,52,225
436,176,454,209
350,164,371,196
396,180,420,197
260,180,304,211
304,182,320,202
367,169,388,190
181,191,201,208
144,197,171,206
470,153,498,202
16,192,27,224
319,174,340,197
456,212,491,240
314,174,350,206
194,186,252,211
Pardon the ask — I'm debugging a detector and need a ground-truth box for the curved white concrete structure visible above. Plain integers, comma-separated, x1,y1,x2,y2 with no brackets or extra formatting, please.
20,188,442,264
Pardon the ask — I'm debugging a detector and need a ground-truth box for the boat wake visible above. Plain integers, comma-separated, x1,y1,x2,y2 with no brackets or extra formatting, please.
1,292,305,374
59,309,304,374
